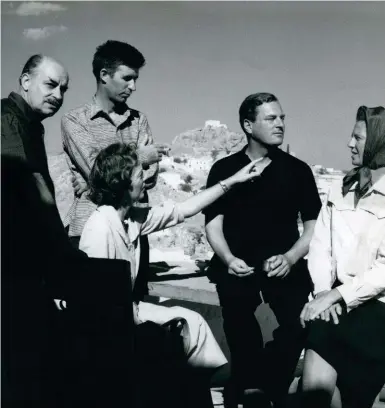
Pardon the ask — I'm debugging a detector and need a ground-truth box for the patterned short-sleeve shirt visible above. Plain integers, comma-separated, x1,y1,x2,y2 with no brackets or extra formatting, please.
61,97,157,236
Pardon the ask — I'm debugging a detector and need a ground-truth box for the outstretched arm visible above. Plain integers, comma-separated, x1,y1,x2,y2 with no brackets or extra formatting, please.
178,157,270,218
138,157,271,236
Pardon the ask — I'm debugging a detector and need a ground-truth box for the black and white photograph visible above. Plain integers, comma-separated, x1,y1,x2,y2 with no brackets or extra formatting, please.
2,1,385,407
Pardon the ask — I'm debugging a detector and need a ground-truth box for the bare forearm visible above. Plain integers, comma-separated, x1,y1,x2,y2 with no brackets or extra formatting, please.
178,176,236,219
206,223,235,266
285,220,316,264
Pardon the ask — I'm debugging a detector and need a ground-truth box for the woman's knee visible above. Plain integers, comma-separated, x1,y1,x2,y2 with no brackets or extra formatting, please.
302,349,337,387
301,350,339,408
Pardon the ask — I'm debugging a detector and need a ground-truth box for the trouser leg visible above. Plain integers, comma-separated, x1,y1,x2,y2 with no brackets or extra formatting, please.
216,274,263,393
261,283,310,405
138,301,227,370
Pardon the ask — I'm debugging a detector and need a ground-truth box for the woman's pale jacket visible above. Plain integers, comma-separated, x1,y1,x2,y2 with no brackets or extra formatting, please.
80,203,184,286
308,175,385,310
79,203,228,370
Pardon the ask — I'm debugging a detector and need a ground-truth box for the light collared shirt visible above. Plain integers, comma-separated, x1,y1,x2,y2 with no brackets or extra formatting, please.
79,203,184,284
308,174,385,310
61,97,159,236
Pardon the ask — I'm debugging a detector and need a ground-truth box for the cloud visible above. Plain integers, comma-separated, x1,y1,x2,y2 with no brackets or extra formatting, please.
12,2,67,16
23,25,68,40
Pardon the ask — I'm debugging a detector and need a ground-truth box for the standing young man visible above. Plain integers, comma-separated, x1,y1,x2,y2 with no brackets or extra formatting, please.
204,93,321,407
62,40,164,298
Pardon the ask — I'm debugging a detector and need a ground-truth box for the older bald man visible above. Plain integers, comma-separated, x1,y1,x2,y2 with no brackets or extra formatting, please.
2,54,68,202
1,54,84,408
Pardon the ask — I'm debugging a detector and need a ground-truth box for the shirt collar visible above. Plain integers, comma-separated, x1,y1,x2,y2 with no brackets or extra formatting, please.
89,95,132,121
330,175,385,213
372,174,385,195
240,144,281,161
96,205,128,243
89,96,104,119
96,205,141,245
8,92,43,124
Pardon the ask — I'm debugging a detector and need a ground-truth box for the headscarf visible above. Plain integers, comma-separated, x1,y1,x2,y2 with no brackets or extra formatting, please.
342,105,385,202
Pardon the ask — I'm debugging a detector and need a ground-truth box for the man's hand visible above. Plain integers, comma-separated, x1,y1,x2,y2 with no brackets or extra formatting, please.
263,254,293,278
227,257,254,278
300,289,343,328
141,144,170,171
71,173,88,197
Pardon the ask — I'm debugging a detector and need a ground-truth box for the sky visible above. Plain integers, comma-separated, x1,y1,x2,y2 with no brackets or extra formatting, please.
2,1,385,169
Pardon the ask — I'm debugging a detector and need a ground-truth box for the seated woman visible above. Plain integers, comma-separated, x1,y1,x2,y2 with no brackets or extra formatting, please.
79,142,270,376
300,105,385,408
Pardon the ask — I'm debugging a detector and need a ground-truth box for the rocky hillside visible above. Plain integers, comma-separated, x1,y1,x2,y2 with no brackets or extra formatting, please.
48,122,344,260
171,123,247,158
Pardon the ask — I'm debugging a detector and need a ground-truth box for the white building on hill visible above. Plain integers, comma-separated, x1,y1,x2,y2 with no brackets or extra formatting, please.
204,120,228,129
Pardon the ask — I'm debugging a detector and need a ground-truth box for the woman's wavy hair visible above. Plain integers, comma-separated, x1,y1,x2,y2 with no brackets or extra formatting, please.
88,143,138,208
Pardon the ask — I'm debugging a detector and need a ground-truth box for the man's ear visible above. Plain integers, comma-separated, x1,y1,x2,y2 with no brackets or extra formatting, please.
243,119,253,136
20,73,31,92
99,68,110,84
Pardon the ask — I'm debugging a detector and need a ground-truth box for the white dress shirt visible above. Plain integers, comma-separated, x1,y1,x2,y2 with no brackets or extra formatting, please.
308,175,385,310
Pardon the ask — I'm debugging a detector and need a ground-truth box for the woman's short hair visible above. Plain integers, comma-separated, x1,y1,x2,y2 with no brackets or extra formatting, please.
88,143,139,208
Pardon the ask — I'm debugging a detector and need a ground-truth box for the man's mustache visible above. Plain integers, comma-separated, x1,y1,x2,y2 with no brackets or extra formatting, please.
46,98,61,108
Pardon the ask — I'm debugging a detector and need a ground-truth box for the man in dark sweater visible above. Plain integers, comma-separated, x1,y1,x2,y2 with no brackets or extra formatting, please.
1,54,87,408
1,54,72,253
204,93,322,408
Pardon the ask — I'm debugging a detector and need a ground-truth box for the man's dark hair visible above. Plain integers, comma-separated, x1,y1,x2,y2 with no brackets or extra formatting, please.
92,40,146,82
19,54,44,85
239,93,278,134
88,143,139,208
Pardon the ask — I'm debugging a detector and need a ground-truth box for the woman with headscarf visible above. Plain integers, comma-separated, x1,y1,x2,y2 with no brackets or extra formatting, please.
299,105,385,408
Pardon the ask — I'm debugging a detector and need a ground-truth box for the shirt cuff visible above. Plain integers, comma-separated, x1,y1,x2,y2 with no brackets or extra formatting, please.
335,283,356,308
313,284,332,295
137,145,159,167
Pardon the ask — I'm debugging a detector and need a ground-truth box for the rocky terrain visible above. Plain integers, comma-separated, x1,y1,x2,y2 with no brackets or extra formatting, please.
48,121,344,260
